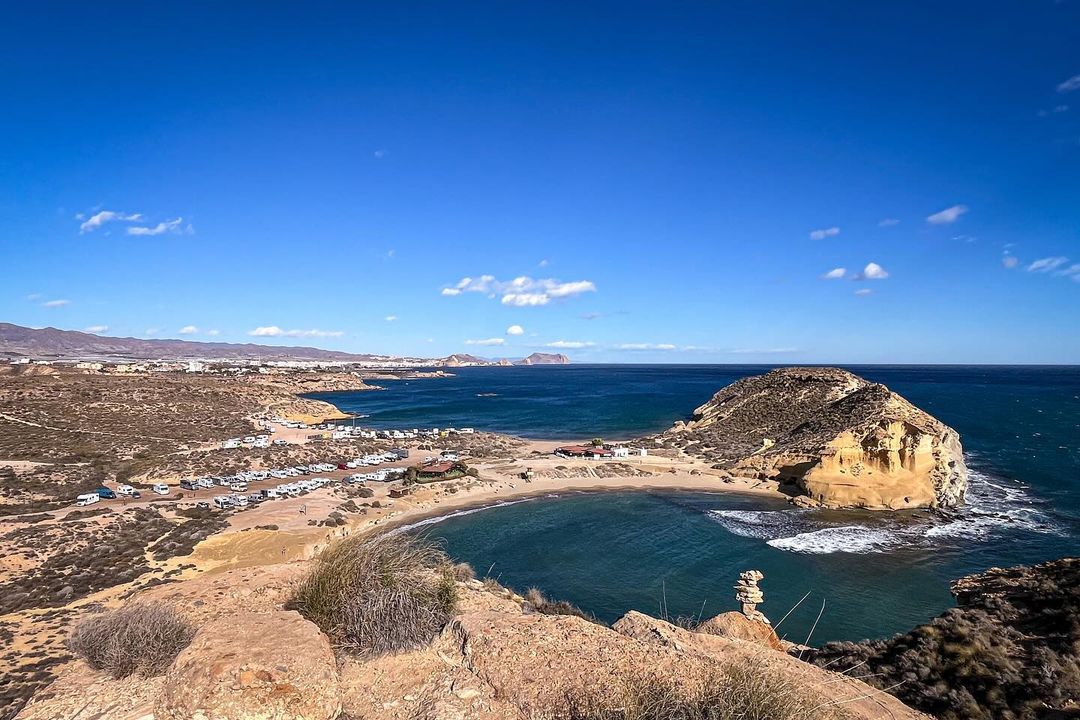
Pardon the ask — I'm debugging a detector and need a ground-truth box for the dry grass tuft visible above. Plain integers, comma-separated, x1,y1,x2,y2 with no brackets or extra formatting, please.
553,660,832,720
286,533,457,656
66,602,194,679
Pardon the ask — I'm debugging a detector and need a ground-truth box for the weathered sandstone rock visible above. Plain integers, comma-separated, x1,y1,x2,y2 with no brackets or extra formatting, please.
695,611,785,651
663,367,967,509
156,610,341,720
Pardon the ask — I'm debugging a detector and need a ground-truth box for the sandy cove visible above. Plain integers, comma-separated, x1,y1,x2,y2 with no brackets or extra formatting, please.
179,438,786,575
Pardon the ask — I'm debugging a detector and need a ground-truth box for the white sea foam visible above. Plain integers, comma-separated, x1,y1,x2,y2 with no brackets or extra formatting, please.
389,497,535,535
767,525,900,554
707,509,808,540
708,463,1063,554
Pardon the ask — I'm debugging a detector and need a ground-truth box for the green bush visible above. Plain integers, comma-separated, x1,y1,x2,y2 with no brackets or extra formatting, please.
286,533,457,656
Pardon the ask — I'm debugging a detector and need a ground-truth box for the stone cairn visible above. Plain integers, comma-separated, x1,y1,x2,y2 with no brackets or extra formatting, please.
734,570,770,624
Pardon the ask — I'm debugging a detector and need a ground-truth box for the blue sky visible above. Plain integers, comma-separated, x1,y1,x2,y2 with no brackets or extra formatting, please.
2,2,1079,363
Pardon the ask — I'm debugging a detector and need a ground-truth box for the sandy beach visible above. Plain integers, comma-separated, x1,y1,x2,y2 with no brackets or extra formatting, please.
176,437,786,574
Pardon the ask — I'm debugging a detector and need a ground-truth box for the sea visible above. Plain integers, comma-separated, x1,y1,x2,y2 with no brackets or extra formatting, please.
310,365,1080,644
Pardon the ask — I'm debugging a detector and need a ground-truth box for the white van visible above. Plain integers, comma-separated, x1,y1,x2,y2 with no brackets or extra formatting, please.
116,484,135,496
213,496,232,509
152,483,170,495
76,493,100,506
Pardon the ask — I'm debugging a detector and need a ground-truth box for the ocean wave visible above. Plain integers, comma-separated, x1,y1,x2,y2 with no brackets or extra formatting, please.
767,525,901,554
707,509,810,540
707,464,1064,555
390,497,536,535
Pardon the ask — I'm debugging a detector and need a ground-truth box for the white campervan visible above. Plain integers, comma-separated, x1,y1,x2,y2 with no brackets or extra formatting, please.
76,493,100,506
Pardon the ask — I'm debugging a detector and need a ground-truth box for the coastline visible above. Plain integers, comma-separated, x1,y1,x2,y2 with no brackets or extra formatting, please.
378,476,789,536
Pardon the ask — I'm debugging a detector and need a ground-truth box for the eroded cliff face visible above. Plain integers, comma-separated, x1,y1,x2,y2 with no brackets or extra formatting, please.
664,367,967,509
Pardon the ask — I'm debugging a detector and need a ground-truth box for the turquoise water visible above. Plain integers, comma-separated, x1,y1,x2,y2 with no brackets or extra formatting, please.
313,365,1080,642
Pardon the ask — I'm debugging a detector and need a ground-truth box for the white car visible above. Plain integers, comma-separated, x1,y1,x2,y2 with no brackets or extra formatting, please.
152,483,170,495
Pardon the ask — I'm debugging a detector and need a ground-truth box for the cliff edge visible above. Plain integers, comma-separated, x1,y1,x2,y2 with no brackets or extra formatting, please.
664,367,967,509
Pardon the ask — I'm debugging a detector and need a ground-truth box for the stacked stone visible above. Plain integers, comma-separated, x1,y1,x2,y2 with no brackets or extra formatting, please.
734,570,770,624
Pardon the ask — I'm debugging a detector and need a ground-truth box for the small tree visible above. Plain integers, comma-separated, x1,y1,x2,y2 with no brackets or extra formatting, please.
591,437,604,447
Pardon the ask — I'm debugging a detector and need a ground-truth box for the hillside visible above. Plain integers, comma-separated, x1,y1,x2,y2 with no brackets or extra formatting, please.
0,324,570,366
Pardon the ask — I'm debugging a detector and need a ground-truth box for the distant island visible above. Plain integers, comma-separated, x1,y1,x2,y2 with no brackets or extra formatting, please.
0,323,569,367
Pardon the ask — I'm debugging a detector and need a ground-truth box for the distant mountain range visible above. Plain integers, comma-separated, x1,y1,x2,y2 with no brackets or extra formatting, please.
0,323,569,366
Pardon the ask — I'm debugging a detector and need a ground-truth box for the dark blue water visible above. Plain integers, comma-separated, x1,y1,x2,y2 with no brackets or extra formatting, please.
313,365,1080,642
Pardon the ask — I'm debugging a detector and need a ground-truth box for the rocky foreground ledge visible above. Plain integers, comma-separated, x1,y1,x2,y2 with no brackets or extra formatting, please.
662,367,967,510
16,562,925,720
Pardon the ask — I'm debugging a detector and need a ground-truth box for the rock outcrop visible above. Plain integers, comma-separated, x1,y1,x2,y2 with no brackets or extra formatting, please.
807,557,1080,720
19,567,929,720
664,367,967,509
157,610,341,720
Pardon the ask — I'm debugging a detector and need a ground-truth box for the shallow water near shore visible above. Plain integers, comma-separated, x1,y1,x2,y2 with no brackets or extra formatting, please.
315,364,1080,642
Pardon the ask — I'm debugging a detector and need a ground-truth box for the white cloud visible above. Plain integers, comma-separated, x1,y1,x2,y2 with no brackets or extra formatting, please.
205,329,220,336
373,149,387,159
178,325,199,335
1058,263,1080,280
855,262,889,280
878,218,900,227
854,288,873,296
538,259,549,268
384,315,399,322
502,293,550,307
144,328,160,336
83,325,108,334
545,340,595,349
127,217,184,236
442,275,596,306
464,338,505,346
79,210,142,233
615,343,677,351
1002,255,1020,269
809,227,840,240
1027,256,1069,273
1057,74,1080,93
506,324,525,336
821,267,846,280
927,204,969,225
42,299,70,308
248,326,344,338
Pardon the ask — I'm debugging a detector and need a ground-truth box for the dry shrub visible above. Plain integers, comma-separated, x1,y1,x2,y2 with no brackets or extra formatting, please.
452,562,477,581
524,587,596,623
66,602,194,679
286,533,457,656
554,661,830,720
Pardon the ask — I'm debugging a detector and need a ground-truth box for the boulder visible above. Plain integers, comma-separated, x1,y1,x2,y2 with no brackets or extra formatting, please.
695,611,785,651
156,610,341,720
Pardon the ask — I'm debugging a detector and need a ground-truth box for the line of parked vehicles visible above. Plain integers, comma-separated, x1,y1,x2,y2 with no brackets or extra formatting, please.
73,449,414,510
76,482,172,506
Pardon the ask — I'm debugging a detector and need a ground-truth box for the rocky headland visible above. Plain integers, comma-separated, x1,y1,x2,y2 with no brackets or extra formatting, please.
660,367,967,510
